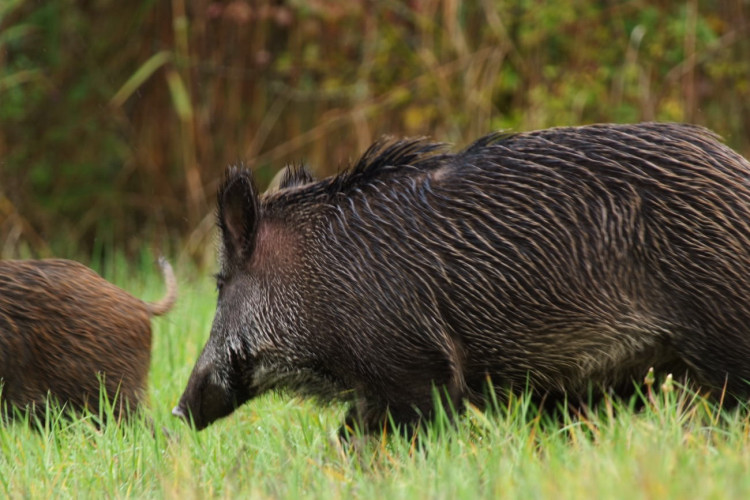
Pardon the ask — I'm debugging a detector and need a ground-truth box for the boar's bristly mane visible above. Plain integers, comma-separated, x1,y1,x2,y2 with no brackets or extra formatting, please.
277,164,315,190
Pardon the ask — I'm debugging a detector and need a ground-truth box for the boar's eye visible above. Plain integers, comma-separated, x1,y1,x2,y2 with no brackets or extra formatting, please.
214,273,227,294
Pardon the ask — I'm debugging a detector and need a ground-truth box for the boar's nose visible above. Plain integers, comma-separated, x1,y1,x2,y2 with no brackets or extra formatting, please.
172,405,188,420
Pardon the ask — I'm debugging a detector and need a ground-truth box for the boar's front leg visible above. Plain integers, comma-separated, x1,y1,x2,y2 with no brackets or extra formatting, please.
338,387,466,439
338,398,419,439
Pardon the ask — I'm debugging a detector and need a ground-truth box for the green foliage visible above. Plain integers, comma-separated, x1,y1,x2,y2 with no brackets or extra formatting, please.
1,0,749,258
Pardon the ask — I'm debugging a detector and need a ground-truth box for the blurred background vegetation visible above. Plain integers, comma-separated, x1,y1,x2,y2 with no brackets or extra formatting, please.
1,0,749,265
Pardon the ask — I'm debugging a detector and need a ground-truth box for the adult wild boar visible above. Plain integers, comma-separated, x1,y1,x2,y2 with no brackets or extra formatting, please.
174,122,750,434
0,257,177,420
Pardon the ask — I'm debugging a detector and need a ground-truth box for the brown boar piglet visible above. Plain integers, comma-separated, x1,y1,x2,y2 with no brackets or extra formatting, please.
0,257,176,422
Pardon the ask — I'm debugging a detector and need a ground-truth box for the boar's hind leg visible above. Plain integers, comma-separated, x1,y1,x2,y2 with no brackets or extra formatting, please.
669,320,750,402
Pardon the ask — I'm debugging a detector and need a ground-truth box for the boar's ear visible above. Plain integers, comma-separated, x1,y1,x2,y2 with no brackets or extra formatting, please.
218,168,260,261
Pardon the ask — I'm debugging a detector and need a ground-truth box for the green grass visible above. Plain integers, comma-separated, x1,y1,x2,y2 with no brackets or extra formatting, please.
3,259,750,499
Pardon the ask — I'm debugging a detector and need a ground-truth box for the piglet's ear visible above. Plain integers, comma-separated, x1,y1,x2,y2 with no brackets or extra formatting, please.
218,168,260,261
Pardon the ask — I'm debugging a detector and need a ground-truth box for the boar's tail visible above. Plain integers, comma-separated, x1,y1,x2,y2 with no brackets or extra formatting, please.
147,257,178,316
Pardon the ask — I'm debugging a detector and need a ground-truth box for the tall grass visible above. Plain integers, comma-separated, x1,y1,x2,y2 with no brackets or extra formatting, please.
2,258,750,499
2,0,749,259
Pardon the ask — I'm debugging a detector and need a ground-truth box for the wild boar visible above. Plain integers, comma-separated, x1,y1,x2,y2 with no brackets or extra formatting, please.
174,122,750,434
0,257,176,421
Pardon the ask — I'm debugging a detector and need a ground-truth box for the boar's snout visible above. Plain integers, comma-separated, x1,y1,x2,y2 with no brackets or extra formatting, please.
171,404,188,420
173,341,256,430
172,370,233,430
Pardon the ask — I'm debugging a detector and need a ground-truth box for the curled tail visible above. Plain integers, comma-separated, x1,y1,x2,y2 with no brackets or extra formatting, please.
147,257,177,316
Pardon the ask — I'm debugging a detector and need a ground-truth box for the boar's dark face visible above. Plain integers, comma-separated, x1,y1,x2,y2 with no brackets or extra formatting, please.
173,168,279,430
